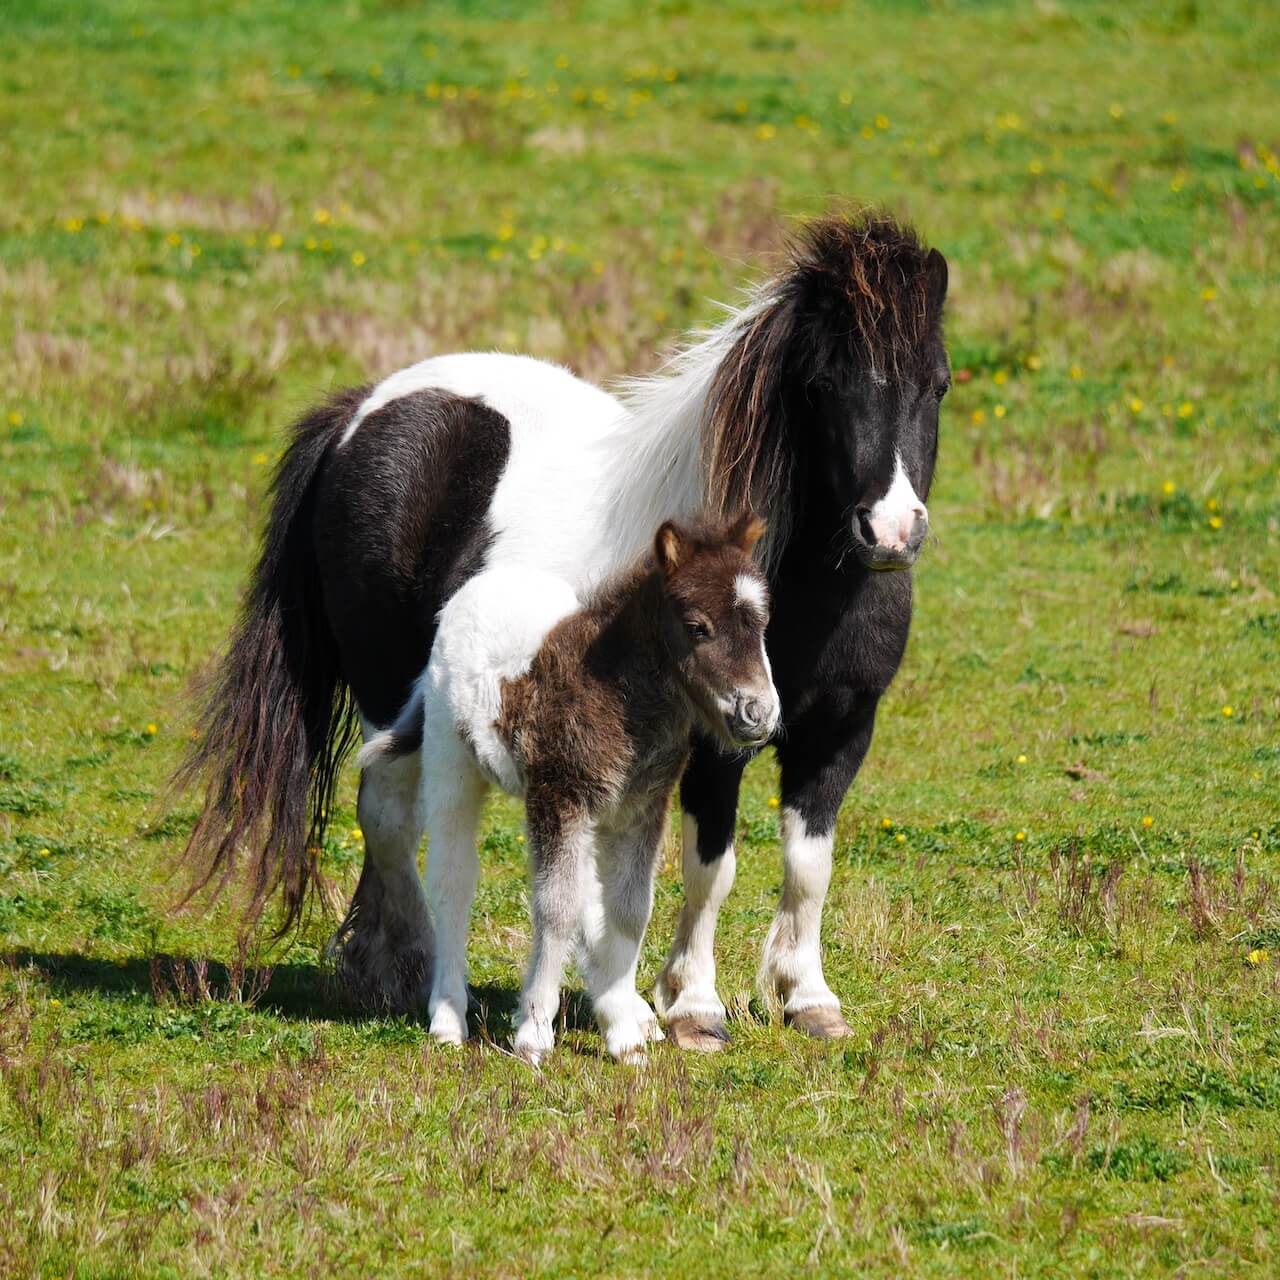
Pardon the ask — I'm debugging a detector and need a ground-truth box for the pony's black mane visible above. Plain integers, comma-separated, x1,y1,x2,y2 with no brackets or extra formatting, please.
702,212,944,526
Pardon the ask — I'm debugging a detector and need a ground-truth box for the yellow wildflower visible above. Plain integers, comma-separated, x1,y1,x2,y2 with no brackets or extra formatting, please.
1025,354,1042,371
1129,397,1144,413
7,411,22,426
49,998,62,1010
252,451,269,465
971,409,986,425
144,722,158,736
1016,754,1028,764
875,113,889,130
1222,705,1233,717
1108,103,1124,119
881,817,893,830
895,833,906,844
1248,948,1268,966
1014,831,1026,842
756,123,776,140
166,231,182,247
1142,816,1154,828
767,796,780,809
993,369,1008,385
1200,286,1217,301
351,251,366,266
1070,365,1083,380
1208,516,1222,530
994,404,1007,419
1177,401,1194,418
268,232,284,249
1162,480,1176,495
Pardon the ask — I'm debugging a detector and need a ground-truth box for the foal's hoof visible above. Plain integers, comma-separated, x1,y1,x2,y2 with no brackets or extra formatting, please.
666,1016,731,1053
786,1006,854,1040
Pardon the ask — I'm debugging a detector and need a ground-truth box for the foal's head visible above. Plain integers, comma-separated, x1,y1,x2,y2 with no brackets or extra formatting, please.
652,512,780,749
705,212,949,571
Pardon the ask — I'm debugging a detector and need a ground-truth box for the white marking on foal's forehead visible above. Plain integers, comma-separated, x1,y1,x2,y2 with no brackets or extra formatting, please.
734,573,768,615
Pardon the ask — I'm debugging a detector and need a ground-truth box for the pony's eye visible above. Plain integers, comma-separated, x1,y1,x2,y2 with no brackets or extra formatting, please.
685,618,713,642
933,377,951,402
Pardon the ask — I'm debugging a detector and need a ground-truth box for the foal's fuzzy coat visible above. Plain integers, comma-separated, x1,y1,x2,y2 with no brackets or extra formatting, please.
360,513,777,1063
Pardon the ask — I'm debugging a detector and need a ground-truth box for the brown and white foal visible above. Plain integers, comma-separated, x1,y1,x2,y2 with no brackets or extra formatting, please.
359,513,778,1063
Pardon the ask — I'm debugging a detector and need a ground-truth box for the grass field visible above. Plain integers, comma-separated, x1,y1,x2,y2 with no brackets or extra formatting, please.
2,0,1278,1274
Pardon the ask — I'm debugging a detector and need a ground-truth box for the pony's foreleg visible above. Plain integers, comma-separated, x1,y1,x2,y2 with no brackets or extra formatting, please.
513,806,591,1066
761,713,869,1039
654,744,745,1052
579,807,667,1063
331,739,430,1012
421,719,487,1047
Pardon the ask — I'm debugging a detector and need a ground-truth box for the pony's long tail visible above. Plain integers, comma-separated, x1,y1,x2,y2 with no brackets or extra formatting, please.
172,387,367,936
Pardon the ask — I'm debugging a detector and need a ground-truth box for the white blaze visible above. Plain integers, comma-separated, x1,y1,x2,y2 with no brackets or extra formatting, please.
863,451,926,550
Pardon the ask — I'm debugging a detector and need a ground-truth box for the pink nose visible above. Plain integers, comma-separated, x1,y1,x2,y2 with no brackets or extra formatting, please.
869,505,926,550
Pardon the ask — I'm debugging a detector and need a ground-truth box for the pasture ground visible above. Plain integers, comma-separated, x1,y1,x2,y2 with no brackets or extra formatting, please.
2,1,1278,1275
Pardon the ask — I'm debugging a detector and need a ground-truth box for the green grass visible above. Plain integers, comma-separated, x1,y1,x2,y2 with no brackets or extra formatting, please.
2,0,1278,1274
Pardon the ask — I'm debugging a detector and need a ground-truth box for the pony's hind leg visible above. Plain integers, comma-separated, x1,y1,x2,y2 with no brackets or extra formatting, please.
421,719,488,1047
331,743,432,1012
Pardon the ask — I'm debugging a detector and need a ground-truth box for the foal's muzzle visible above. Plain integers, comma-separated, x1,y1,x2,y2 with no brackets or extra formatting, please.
727,691,780,747
851,505,929,571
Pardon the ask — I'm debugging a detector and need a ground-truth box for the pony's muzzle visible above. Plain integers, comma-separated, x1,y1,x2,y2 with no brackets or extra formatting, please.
853,504,928,570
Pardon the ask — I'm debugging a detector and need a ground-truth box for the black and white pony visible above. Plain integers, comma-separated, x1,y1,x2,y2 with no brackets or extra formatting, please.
177,212,948,1050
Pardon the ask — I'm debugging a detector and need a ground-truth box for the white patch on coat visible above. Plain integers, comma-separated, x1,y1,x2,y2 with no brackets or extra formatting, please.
336,290,785,591
427,566,580,796
863,451,926,551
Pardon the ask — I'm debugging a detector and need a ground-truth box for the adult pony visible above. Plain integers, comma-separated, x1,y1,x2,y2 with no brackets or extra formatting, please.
176,211,949,1049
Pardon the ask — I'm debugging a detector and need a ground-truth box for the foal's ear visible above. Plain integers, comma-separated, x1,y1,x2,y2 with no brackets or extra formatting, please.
654,521,684,576
925,247,949,310
727,511,766,552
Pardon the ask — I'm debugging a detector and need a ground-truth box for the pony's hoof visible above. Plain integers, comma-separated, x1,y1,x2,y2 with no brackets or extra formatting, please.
666,1016,731,1053
786,1006,854,1039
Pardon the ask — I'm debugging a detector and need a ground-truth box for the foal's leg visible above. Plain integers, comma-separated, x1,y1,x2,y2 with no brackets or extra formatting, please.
514,803,592,1066
421,716,488,1046
579,805,668,1063
332,729,431,1012
761,700,875,1039
653,743,746,1051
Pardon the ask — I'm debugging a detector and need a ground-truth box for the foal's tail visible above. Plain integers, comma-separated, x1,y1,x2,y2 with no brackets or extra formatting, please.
355,684,424,769
172,388,367,935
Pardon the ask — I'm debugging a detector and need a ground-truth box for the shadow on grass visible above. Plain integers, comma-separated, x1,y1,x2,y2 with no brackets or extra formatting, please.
3,951,599,1039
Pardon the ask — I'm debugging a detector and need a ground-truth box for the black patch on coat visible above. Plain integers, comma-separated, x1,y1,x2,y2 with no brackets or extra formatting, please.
313,389,512,728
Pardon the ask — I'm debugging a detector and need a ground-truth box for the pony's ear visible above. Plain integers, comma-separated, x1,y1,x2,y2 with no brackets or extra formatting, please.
727,511,766,552
925,247,948,311
654,521,684,576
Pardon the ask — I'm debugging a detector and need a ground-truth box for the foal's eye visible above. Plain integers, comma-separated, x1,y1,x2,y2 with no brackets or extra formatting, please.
685,618,713,642
933,376,951,402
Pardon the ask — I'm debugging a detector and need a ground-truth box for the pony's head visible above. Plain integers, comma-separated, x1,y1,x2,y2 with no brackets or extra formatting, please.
652,512,779,749
705,212,949,571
